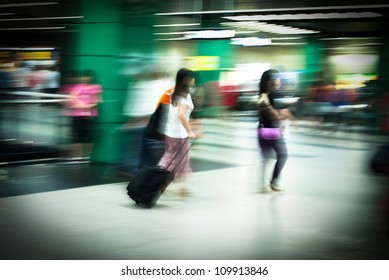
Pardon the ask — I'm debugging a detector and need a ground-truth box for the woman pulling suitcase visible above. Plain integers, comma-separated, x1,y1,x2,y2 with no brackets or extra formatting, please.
126,68,197,207
157,68,197,196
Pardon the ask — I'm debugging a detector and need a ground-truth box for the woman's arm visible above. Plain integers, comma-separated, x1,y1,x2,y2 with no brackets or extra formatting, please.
258,94,281,121
278,108,297,121
178,103,196,139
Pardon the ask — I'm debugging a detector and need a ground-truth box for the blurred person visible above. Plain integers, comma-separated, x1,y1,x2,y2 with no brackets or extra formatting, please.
157,68,196,196
257,69,288,192
138,84,174,166
10,60,30,91
44,65,61,94
61,70,102,161
123,70,172,124
28,65,46,92
121,69,173,171
0,62,12,90
136,69,201,167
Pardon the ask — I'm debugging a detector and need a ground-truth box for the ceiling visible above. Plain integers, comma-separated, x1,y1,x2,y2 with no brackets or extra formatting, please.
1,0,388,52
0,0,79,47
153,0,389,37
152,0,389,53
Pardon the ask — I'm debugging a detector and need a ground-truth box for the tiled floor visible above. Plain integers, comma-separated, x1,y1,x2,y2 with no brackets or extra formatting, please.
0,117,388,260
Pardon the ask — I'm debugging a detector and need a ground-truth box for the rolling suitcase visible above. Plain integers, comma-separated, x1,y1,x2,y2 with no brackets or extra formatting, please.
126,165,174,208
126,139,193,208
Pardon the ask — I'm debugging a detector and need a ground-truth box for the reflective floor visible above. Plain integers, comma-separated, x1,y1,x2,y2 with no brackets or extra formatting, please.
0,118,388,260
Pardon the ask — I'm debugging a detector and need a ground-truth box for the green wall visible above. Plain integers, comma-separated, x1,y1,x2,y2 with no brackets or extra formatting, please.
303,38,323,89
62,0,129,163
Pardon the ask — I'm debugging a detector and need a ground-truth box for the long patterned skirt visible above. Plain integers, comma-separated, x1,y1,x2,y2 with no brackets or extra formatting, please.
158,136,191,183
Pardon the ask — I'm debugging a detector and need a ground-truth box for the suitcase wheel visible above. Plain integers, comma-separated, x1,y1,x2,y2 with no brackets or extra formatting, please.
135,200,153,208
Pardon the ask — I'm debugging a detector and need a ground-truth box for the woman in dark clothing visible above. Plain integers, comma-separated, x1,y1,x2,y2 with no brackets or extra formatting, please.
257,69,288,192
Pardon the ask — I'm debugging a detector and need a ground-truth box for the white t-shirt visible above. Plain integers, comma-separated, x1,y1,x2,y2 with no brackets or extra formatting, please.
163,94,194,138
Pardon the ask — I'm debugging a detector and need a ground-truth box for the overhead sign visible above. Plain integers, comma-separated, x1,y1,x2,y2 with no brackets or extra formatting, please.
186,56,220,71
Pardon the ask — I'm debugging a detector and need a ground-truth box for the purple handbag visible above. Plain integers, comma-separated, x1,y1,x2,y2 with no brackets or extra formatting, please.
258,127,281,140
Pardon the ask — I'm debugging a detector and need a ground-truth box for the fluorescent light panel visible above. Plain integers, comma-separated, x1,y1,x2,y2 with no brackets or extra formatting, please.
0,47,55,50
0,16,83,21
235,30,259,35
154,32,186,35
224,12,382,21
271,42,307,45
154,37,188,41
221,21,319,34
155,30,237,40
0,26,65,30
153,23,200,27
319,37,384,40
155,4,389,16
271,37,303,40
0,2,58,8
230,37,272,46
184,29,236,39
324,46,374,50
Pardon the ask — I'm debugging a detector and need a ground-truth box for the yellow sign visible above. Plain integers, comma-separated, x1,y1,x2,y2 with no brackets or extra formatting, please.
16,52,52,60
187,56,219,71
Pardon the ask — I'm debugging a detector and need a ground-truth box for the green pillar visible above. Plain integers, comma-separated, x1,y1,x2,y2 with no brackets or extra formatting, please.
121,10,156,107
303,38,324,90
62,0,128,163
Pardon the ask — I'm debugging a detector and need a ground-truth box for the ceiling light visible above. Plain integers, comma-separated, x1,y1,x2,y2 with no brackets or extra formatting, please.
271,42,307,45
221,21,319,34
0,16,84,22
184,30,236,39
153,23,200,27
0,27,65,30
235,30,259,35
230,37,271,46
0,47,55,50
155,4,389,16
319,37,384,40
0,2,58,8
271,37,303,40
224,12,382,21
154,37,188,41
154,32,185,35
0,13,15,16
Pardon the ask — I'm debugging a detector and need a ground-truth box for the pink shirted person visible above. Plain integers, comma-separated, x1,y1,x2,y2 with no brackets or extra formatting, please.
67,83,101,117
62,71,102,161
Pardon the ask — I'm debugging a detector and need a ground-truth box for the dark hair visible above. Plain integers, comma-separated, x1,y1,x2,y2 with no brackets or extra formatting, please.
259,69,280,93
171,68,195,106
